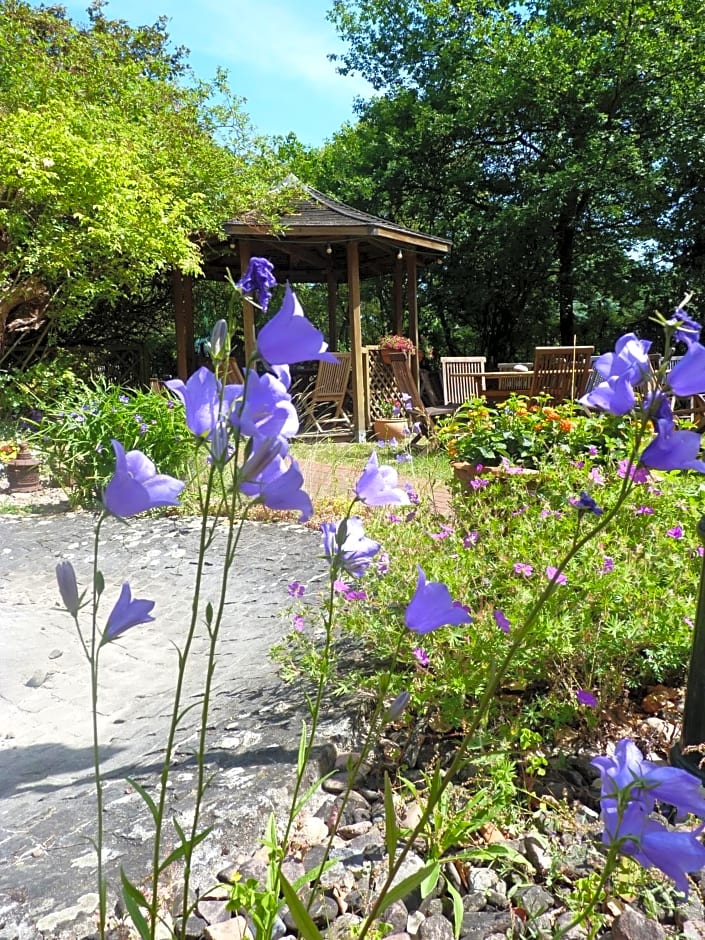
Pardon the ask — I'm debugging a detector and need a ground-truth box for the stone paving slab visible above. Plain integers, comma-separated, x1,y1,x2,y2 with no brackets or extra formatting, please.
0,511,333,938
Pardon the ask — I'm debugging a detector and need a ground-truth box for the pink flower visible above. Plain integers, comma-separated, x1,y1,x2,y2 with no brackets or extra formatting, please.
589,467,605,485
601,556,614,574
617,460,649,484
635,505,654,515
513,562,533,578
293,615,304,632
463,531,479,548
413,647,430,667
545,566,567,586
667,526,684,539
576,689,598,707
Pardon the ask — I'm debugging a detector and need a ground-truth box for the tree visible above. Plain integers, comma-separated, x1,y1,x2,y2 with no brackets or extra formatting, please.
323,0,705,356
0,1,290,353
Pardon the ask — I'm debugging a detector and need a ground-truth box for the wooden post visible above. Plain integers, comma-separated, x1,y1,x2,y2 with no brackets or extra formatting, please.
347,241,366,443
173,270,194,381
406,252,419,386
393,254,404,335
239,239,256,361
327,270,338,351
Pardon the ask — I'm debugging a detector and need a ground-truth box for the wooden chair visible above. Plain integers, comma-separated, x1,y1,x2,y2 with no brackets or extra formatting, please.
528,346,594,402
300,353,352,433
496,362,533,396
215,357,245,385
440,357,487,405
388,354,455,440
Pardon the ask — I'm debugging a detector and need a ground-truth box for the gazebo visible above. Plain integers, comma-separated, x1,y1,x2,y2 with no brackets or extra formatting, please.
172,183,451,441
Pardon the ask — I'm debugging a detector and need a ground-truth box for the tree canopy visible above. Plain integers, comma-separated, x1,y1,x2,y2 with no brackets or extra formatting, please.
319,0,705,359
0,1,289,352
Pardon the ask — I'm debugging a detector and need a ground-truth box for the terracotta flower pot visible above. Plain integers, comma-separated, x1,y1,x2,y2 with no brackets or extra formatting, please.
374,418,409,442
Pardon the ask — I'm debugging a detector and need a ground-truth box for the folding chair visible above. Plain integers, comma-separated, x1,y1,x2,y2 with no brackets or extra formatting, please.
440,357,487,405
529,346,594,402
300,353,352,433
388,354,455,440
664,355,705,428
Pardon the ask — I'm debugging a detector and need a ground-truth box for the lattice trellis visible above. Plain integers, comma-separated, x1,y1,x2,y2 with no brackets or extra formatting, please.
364,346,409,422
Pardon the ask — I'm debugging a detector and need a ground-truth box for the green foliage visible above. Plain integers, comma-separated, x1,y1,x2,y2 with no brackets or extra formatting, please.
279,441,702,735
321,0,705,359
0,1,290,347
436,396,634,469
29,380,191,507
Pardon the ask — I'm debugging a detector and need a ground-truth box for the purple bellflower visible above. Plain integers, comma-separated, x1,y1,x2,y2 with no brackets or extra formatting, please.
321,517,380,578
572,491,603,516
669,308,702,348
579,333,652,415
56,561,81,616
230,370,299,440
103,441,185,518
257,284,338,368
600,799,705,898
104,582,155,641
667,342,705,397
236,257,277,312
239,450,313,521
165,367,240,439
592,739,705,820
405,566,473,634
354,451,410,507
641,417,705,473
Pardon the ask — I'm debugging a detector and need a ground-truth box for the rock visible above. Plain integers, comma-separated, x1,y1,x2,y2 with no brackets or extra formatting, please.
296,813,330,846
514,884,554,916
612,906,666,940
388,851,426,892
324,912,362,938
407,910,426,935
383,899,409,932
675,899,705,929
282,893,338,931
419,913,455,940
466,868,501,894
48,647,63,659
322,773,348,795
25,670,49,688
523,835,552,874
460,911,514,940
204,916,249,940
682,921,705,940
555,912,588,939
462,892,487,913
420,898,445,918
385,934,411,940
338,820,373,840
198,897,232,926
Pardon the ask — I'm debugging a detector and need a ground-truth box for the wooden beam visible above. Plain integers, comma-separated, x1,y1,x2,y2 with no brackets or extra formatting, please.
393,255,404,334
406,252,419,387
327,270,338,351
347,241,366,442
239,240,256,361
172,270,194,381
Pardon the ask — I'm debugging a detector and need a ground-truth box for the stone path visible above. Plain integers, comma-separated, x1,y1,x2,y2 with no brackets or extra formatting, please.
0,508,334,938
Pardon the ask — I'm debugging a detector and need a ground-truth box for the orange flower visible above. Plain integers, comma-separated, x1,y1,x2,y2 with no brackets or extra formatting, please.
544,408,561,421
559,419,574,432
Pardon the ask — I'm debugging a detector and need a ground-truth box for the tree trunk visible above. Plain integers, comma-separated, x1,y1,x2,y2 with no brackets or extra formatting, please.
0,275,51,353
556,212,576,345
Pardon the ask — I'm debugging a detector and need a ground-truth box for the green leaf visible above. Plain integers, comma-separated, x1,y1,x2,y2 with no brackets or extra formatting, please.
278,871,324,940
297,720,308,775
420,861,440,899
125,776,158,822
94,570,105,596
446,880,464,939
383,772,399,859
120,870,151,939
158,826,212,874
375,862,441,916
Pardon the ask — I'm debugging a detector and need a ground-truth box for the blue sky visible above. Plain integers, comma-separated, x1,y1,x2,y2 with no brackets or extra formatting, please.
55,0,372,145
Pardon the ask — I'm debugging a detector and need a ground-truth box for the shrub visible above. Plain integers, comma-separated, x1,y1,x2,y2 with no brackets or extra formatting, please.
30,379,192,507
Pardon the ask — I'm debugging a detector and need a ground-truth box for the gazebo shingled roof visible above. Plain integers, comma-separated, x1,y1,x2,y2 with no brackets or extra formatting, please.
172,182,452,441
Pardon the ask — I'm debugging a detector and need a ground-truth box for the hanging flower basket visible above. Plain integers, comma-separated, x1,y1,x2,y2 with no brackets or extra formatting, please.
379,335,415,364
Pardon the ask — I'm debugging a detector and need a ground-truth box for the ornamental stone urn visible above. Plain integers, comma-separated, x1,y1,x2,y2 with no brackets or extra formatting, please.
5,444,42,493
